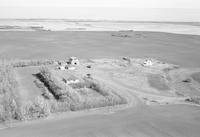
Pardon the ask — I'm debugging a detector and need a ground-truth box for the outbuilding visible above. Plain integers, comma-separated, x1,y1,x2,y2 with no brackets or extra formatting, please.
142,59,153,66
69,57,80,65
65,65,76,70
64,75,80,84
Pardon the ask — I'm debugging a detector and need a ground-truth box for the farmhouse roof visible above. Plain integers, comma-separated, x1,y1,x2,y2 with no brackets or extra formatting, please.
70,57,78,60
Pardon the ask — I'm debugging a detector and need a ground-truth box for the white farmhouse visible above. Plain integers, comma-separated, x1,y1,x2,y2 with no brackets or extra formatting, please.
69,57,80,65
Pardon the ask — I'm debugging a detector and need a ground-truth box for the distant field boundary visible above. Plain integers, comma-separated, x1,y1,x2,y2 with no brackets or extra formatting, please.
0,59,55,68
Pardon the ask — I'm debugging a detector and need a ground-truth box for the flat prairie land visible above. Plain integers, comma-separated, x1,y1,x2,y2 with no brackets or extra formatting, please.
1,31,200,137
0,31,200,67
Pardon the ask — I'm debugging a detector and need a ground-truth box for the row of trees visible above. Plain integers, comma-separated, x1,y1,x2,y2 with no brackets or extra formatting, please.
0,63,128,123
0,65,22,122
37,67,128,111
0,65,54,122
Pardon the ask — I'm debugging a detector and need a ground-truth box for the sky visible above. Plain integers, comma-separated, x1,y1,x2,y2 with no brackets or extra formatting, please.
0,0,200,21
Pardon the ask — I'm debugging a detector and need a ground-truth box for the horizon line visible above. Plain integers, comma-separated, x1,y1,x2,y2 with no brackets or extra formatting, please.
0,18,199,23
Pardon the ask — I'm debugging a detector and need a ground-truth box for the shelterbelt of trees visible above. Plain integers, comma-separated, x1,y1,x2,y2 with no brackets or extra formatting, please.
0,60,128,124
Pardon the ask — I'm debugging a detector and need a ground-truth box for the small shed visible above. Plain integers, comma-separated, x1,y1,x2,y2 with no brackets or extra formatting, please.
65,65,76,70
69,57,80,65
86,65,91,68
86,74,92,78
142,59,153,66
65,75,80,84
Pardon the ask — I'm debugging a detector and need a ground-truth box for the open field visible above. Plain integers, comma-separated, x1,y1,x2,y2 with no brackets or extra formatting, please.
1,104,200,137
15,66,42,101
191,72,200,84
0,31,200,67
0,31,200,137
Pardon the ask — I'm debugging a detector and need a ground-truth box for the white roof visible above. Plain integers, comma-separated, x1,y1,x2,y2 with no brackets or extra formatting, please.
70,57,78,60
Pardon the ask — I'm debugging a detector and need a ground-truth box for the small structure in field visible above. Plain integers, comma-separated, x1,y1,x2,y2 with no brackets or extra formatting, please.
63,75,80,84
69,57,80,65
65,65,76,70
142,59,153,66
86,74,91,78
86,65,91,68
182,78,192,83
122,57,129,61
122,57,131,63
